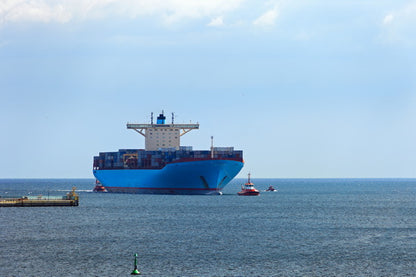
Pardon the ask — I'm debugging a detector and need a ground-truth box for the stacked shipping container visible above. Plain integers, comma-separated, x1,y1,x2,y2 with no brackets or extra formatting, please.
93,148,243,170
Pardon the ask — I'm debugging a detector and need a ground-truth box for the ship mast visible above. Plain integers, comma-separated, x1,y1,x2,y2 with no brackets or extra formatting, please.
211,136,214,159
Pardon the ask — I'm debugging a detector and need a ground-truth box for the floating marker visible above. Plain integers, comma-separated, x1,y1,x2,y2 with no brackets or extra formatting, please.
131,253,141,275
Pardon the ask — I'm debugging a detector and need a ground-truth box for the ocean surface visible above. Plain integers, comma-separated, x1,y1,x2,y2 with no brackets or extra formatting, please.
1,178,416,277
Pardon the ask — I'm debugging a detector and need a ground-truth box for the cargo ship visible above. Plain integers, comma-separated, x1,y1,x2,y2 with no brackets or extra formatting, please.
93,112,244,195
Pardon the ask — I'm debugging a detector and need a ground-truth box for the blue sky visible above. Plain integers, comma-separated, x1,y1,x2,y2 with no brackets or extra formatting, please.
1,0,415,178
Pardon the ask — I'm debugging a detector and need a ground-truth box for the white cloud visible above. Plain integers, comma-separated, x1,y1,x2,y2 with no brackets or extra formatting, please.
383,14,394,25
381,1,416,45
0,0,243,26
207,16,223,27
0,1,72,24
382,1,416,26
253,8,278,27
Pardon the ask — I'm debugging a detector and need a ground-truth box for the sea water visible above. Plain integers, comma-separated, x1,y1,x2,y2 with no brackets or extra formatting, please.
1,178,416,277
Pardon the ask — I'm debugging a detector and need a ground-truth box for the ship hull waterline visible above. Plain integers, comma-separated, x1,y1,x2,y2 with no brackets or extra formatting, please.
93,159,244,195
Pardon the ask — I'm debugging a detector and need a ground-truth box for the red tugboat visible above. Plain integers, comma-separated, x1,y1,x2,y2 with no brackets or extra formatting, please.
93,180,107,193
238,173,259,196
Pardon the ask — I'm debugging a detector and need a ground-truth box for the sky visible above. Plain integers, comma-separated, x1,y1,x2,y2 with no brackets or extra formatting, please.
1,0,415,178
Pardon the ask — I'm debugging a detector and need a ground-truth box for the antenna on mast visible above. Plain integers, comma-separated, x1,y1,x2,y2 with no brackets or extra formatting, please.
172,112,174,124
151,112,153,125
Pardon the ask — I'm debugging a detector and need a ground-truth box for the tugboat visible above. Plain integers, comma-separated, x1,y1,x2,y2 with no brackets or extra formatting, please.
93,180,107,193
238,173,259,196
265,185,277,192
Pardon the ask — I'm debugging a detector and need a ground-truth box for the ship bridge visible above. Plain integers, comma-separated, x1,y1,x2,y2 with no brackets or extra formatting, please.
127,112,199,151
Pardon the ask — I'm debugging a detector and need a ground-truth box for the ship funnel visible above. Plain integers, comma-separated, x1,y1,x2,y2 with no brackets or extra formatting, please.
157,112,166,124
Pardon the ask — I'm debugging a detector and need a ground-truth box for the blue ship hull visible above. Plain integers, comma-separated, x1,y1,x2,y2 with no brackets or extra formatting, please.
93,159,244,195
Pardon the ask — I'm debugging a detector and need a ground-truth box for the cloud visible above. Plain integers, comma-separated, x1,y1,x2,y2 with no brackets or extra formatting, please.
0,1,72,24
207,16,224,27
253,8,278,27
382,2,416,26
381,1,416,45
383,14,394,25
0,0,243,26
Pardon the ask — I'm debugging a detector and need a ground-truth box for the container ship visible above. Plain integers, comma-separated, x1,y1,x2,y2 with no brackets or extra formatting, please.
93,112,244,195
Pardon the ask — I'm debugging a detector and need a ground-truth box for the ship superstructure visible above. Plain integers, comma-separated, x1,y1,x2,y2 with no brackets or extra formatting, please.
127,112,199,151
93,112,244,195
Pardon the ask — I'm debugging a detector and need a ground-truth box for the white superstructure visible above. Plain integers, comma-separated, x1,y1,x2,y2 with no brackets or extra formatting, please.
127,112,199,151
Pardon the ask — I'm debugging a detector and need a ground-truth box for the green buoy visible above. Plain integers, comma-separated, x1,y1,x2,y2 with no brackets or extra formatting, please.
131,253,141,275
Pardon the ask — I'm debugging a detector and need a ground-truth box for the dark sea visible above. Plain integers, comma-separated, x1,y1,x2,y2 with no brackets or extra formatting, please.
1,178,416,277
